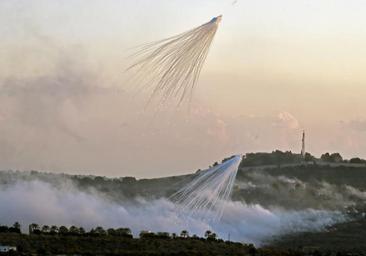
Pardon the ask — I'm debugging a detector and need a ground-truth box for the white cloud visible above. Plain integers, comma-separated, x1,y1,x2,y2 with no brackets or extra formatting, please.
0,180,345,245
275,111,300,130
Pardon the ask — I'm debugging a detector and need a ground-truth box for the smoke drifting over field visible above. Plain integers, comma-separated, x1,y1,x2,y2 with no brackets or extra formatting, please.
0,179,345,245
234,172,366,210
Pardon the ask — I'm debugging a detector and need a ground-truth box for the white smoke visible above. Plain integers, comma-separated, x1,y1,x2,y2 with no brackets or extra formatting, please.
0,180,345,245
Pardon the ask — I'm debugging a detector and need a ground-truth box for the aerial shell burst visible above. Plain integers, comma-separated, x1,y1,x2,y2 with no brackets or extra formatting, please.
127,15,222,104
170,155,242,222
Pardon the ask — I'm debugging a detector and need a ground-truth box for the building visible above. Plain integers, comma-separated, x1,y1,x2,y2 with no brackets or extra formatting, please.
0,245,17,253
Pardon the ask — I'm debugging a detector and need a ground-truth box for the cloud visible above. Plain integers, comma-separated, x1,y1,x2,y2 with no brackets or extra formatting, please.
275,111,300,130
0,179,345,245
343,119,366,132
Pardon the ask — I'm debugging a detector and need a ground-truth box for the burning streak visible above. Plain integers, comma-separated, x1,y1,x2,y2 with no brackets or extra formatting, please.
127,16,222,104
170,155,242,222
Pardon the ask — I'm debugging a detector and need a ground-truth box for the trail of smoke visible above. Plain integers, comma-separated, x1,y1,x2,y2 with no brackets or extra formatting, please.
170,155,242,221
127,16,222,105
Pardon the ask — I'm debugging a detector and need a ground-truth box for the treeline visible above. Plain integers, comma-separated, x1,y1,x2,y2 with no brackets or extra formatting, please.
0,222,220,241
239,150,366,167
240,150,305,167
0,222,21,234
28,223,132,238
320,152,366,164
1,223,364,255
0,223,258,256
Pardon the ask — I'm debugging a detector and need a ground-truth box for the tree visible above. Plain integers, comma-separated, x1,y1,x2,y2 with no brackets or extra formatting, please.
204,230,212,238
321,152,343,163
330,153,343,163
115,228,132,238
0,225,9,233
69,226,80,235
41,225,50,234
79,227,86,236
205,230,217,240
321,153,331,162
29,223,40,235
122,177,137,183
13,222,21,231
94,226,107,236
304,152,315,162
139,230,155,239
248,244,257,256
107,228,116,236
58,226,69,235
180,230,189,238
209,232,217,240
50,226,58,235
156,232,170,239
350,157,366,164
8,222,21,233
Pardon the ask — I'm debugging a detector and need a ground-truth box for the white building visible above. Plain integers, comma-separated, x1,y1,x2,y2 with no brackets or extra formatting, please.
0,245,17,253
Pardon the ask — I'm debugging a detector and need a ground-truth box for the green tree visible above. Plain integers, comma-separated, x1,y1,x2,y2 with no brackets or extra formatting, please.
13,222,21,230
304,152,315,162
180,230,189,238
156,232,170,239
321,152,343,163
29,223,40,235
204,230,212,238
59,226,69,235
94,226,107,236
50,226,58,235
139,230,155,239
79,227,86,235
41,225,50,234
11,222,21,233
350,157,366,164
205,230,217,240
330,153,343,162
115,228,132,237
209,232,217,240
69,226,80,235
107,228,116,236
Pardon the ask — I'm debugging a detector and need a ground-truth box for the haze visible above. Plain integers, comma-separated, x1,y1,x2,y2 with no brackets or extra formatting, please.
1,0,366,178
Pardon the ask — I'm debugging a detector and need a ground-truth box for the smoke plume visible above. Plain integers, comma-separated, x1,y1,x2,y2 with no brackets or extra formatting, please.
0,179,345,245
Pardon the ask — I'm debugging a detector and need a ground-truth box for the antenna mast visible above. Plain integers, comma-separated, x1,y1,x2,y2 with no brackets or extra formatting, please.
301,130,306,159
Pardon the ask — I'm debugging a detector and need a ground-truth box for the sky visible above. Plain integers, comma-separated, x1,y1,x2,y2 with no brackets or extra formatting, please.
1,0,366,178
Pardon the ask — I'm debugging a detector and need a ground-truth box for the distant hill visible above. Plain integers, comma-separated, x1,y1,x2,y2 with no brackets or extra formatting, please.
1,150,366,253
1,150,365,210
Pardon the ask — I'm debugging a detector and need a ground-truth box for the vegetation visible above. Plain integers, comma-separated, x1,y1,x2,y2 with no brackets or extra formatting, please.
240,150,304,167
240,150,366,167
1,222,362,255
270,217,366,254
1,151,366,255
0,151,364,204
0,223,261,256
349,157,366,164
0,222,21,234
320,152,343,163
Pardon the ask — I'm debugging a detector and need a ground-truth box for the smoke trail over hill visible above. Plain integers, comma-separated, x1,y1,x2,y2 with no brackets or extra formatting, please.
171,155,241,221
0,179,345,245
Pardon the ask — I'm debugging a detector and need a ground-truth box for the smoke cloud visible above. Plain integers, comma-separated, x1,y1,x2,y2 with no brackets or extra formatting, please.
235,171,366,210
0,179,345,245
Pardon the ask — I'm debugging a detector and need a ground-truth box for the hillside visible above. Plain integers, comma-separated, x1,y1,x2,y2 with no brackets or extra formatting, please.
1,151,366,252
1,151,365,210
